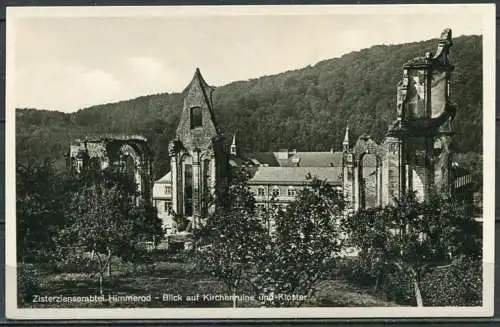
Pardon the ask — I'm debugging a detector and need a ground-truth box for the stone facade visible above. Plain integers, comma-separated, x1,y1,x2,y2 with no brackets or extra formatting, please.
67,135,154,203
168,69,229,228
248,167,343,210
337,28,458,209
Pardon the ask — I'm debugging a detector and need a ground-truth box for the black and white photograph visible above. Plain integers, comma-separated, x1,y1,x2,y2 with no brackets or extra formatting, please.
5,4,496,319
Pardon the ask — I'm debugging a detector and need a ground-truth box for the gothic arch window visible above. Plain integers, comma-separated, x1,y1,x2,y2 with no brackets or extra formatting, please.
190,106,202,129
201,158,211,216
120,154,136,185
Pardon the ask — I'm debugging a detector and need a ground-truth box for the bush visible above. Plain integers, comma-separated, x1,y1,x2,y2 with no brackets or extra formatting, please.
49,248,97,274
338,257,377,288
346,257,482,307
18,264,41,306
377,266,416,306
421,257,482,306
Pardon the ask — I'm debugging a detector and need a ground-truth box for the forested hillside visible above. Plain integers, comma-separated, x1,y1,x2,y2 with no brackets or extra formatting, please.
16,34,482,179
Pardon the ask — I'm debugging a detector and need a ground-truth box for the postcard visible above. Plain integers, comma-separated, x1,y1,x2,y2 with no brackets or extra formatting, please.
5,4,496,319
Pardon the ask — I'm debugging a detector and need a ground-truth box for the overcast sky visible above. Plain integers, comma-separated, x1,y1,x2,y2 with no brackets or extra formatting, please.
9,6,487,113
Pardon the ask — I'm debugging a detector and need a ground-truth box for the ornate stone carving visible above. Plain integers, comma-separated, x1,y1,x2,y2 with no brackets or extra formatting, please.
433,28,453,65
168,139,180,157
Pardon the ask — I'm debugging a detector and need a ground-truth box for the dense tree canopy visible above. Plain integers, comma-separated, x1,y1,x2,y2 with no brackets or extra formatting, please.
16,35,482,179
345,192,482,306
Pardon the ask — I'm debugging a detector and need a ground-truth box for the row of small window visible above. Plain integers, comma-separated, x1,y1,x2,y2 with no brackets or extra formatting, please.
163,185,298,197
255,186,297,197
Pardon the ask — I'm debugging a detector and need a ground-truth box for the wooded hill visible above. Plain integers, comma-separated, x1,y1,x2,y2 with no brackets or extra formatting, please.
16,34,482,179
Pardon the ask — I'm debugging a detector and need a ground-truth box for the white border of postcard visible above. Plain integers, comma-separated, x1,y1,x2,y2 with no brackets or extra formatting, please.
5,3,496,320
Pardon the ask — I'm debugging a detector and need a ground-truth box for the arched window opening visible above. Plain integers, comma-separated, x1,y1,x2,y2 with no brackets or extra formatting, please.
190,106,202,129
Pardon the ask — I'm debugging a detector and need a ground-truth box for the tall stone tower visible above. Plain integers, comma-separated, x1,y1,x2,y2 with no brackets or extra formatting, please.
385,28,456,202
168,69,227,227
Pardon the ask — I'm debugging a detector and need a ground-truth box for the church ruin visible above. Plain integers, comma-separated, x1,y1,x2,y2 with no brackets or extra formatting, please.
67,135,154,204
67,28,474,234
341,28,457,210
159,28,471,223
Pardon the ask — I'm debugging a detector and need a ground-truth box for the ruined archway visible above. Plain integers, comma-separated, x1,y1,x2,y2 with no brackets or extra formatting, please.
359,153,380,209
353,134,383,209
119,144,142,194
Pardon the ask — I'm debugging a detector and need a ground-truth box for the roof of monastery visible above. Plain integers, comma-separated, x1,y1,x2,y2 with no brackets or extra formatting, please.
155,171,172,184
244,152,280,166
248,166,342,185
275,151,343,167
242,151,343,167
229,155,248,167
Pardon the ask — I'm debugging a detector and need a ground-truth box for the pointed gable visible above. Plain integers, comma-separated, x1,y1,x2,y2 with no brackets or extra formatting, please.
176,68,220,152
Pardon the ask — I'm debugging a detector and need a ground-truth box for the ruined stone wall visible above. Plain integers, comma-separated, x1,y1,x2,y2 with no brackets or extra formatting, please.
171,70,226,219
381,136,402,205
68,137,154,203
360,155,378,208
430,71,448,118
352,136,383,209
342,153,354,208
406,69,427,119
433,134,453,193
176,80,218,154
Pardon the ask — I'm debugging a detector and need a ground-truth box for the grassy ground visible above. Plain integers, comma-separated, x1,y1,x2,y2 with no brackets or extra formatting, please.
20,257,397,308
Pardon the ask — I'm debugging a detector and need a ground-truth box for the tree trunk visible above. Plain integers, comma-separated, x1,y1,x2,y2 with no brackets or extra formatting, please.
88,249,95,267
232,286,237,308
413,278,423,307
232,279,239,308
409,267,423,307
99,274,103,296
394,262,424,307
94,251,105,296
106,249,112,277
